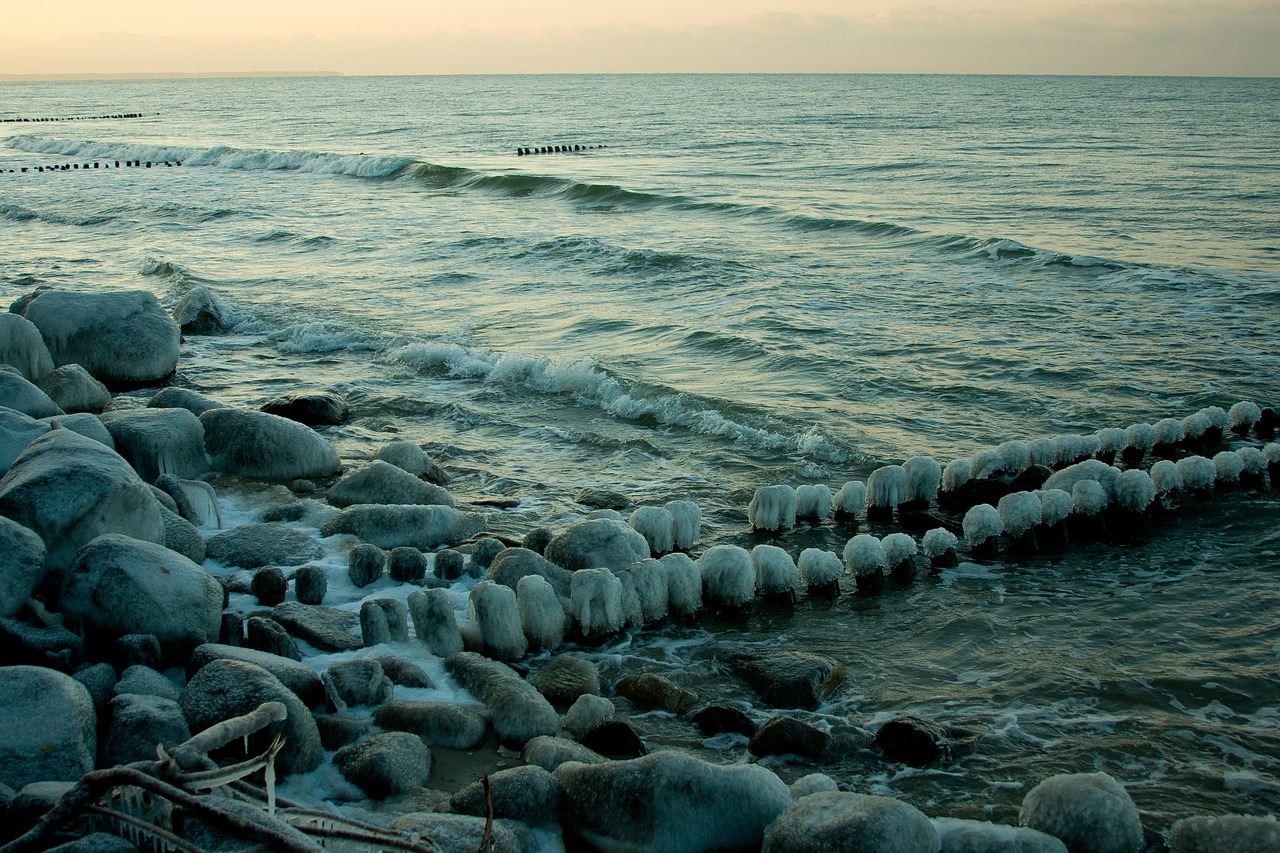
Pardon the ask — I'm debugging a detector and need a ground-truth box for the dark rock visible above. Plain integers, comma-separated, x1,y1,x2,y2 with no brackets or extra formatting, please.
293,564,328,604
615,673,698,714
372,700,488,750
434,549,465,580
205,523,322,569
324,659,393,709
375,654,432,688
260,391,349,426
574,488,632,510
941,477,1012,513
0,666,96,789
1010,465,1053,493
762,792,939,853
0,617,82,670
173,286,233,336
334,731,431,798
449,765,561,825
0,516,47,619
730,650,845,711
188,643,323,708
749,715,832,761
874,716,981,767
470,497,520,509
72,662,118,719
245,616,302,661
348,543,386,587
45,832,139,853
250,566,288,606
314,713,371,751
529,655,601,705
522,526,554,554
99,692,190,765
692,705,757,738
272,601,361,652
581,721,646,758
113,634,162,672
388,547,427,582
114,665,180,701
218,611,244,646
471,537,505,569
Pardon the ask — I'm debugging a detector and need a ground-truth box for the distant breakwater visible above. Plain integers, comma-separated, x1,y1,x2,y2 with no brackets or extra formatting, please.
0,113,146,123
2,159,181,174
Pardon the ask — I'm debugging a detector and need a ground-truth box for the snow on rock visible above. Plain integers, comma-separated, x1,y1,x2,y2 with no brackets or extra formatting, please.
545,517,651,572
628,558,669,623
881,532,918,567
868,465,907,510
699,545,757,606
843,534,887,578
763,791,940,853
997,441,1030,474
570,568,626,637
998,491,1042,538
1154,417,1184,447
1096,428,1128,457
665,499,702,551
36,364,111,414
1028,438,1058,468
321,504,484,549
1176,455,1216,492
1072,480,1108,516
200,408,340,481
1200,405,1230,432
1238,446,1267,475
1042,460,1118,496
1212,450,1244,485
1036,489,1073,527
750,485,797,533
1149,460,1182,495
20,289,181,386
556,750,792,853
630,505,675,556
752,544,800,596
0,312,54,381
972,449,1002,480
1229,401,1262,433
962,504,1002,546
407,588,463,658
942,460,972,493
326,460,454,508
1181,411,1212,441
1124,423,1157,452
1018,772,1143,853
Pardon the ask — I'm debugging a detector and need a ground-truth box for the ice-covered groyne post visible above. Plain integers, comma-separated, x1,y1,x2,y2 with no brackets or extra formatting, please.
866,465,906,523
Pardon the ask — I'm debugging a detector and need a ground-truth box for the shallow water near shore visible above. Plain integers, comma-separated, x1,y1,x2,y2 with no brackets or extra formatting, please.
3,73,1280,837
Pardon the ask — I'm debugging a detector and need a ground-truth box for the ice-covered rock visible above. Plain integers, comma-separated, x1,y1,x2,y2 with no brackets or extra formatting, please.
324,659,394,709
470,580,528,661
35,364,110,414
1072,480,1108,516
0,365,62,419
407,588,463,657
1212,449,1244,487
20,289,181,386
487,547,574,598
795,484,832,522
1095,428,1128,461
616,571,644,629
206,522,322,569
881,532,918,577
661,552,703,616
1037,489,1073,526
903,456,942,508
99,407,209,482
1149,460,1182,495
790,773,839,799
522,735,607,772
0,312,54,381
100,692,191,767
665,499,701,550
1027,438,1058,468
699,545,757,607
335,730,431,798
731,650,844,711
387,546,427,582
798,548,842,593
359,598,409,646
1229,401,1262,437
962,504,1001,555
321,503,484,549
188,643,324,707
0,407,50,476
763,791,938,853
0,516,45,618
1018,772,1142,853
148,387,226,416
1166,813,1279,853
373,700,487,749
545,517,651,571
1181,411,1212,444
173,285,234,335
0,427,167,580
972,449,1002,480
271,601,362,652
517,574,565,650
1153,417,1184,452
833,480,867,519
557,750,792,853
922,528,958,569
565,694,615,739
1123,423,1157,460
630,505,675,556
200,407,340,481
626,558,669,623
749,484,798,533
753,544,800,597
373,439,447,483
998,441,1030,474
530,655,601,704
449,764,562,826
0,665,96,789
570,568,625,637
616,673,698,714
326,460,454,508
933,817,1066,852
443,651,559,747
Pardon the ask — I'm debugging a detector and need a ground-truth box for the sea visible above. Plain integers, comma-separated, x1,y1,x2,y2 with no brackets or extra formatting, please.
2,74,1280,835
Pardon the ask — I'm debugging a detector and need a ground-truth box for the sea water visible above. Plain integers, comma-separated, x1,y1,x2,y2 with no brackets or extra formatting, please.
3,74,1280,832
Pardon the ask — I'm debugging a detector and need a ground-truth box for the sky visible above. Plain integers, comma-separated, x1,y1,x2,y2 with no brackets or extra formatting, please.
2,0,1277,77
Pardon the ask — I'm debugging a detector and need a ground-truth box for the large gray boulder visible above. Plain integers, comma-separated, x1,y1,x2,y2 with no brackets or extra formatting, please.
0,666,96,789
443,652,559,747
0,407,50,476
45,413,112,447
372,700,488,750
933,818,1066,853
763,792,940,853
486,547,574,598
35,365,110,414
0,516,45,618
730,650,846,711
327,460,454,508
181,658,322,775
188,643,325,708
205,523,322,568
334,731,432,798
0,366,62,419
60,534,223,650
544,518,650,571
271,601,362,652
0,429,165,574
0,312,54,381
556,751,792,853
148,387,226,416
173,286,234,336
1018,773,1143,853
200,408,340,481
100,408,209,482
321,504,484,549
99,692,191,766
20,289,181,386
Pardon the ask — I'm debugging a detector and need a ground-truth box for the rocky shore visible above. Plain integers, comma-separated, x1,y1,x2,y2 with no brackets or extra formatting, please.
1,286,1277,852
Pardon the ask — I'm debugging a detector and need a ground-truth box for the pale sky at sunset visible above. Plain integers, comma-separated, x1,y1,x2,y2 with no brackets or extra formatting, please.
2,0,1277,77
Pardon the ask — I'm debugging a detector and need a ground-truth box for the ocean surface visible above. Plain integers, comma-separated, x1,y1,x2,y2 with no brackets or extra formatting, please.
3,74,1280,833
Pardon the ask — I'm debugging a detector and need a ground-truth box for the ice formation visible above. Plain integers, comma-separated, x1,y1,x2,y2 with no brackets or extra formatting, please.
469,580,527,661
1154,417,1184,447
997,441,1030,474
564,694,615,740
962,504,1002,546
407,588,462,658
867,464,907,509
1181,411,1212,441
1150,459,1182,495
971,449,1003,480
570,568,625,637
628,558,670,622
798,548,843,587
661,553,703,616
943,459,973,492
843,534,887,578
795,483,832,521
1176,455,1216,492
1212,450,1244,485
517,574,565,650
698,545,757,606
832,480,867,517
902,455,942,505
1042,459,1117,496
1230,400,1262,432
1200,405,1230,431
1028,438,1058,468
1072,480,1108,516
1114,469,1156,513
1037,489,1073,526
748,485,797,533
997,491,1042,538
922,527,958,559
1096,427,1128,457
616,571,643,628
1238,446,1267,476
880,532,918,567
751,544,800,596
665,499,702,550
629,505,675,556
1125,422,1157,452
1018,772,1143,853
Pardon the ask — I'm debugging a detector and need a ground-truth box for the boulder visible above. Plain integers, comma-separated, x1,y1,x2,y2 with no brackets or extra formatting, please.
321,504,484,549
545,518,650,571
434,548,465,580
0,617,83,670
387,546,427,582
0,516,45,618
0,666,96,789
114,665,180,701
0,312,54,381
762,792,940,853
99,408,209,482
443,652,559,747
790,774,839,799
335,731,431,798
159,504,205,563
730,650,845,711
250,566,288,606
72,662,118,718
1018,772,1143,853
691,705,757,738
34,365,110,414
314,713,371,751
0,407,50,476
188,643,324,707
581,721,646,758
372,700,488,750
60,534,222,652
932,818,1067,853
148,387,226,416
487,547,574,598
1166,814,1280,853
271,601,362,652
260,391,349,426
407,588,462,658
173,285,233,335
99,692,191,766
347,543,386,587
0,429,165,575
0,366,62,419
327,460,454,509
245,616,302,661
20,289,181,386
359,598,409,646
375,655,432,688
529,655,601,705
113,633,162,671
181,658,322,775
749,715,832,761
323,659,394,709
616,673,698,714
200,408,340,481
574,488,631,510
44,412,112,447
293,564,327,604
449,764,561,825
875,717,981,767
556,751,792,853
564,694,615,740
373,440,448,484
521,735,608,772
205,523,322,569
